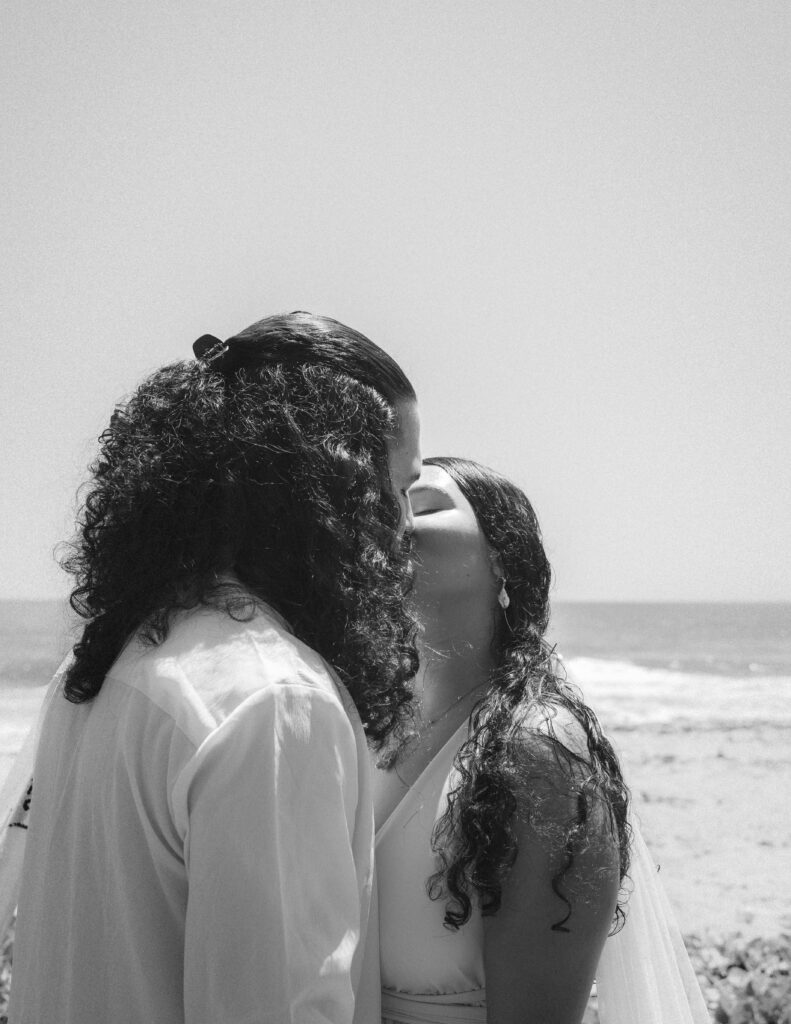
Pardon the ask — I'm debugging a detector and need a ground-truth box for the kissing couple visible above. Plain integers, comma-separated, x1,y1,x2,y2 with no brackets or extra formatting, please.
0,312,709,1023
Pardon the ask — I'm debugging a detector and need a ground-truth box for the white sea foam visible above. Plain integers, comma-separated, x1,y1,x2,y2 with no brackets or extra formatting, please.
565,656,791,730
0,685,48,769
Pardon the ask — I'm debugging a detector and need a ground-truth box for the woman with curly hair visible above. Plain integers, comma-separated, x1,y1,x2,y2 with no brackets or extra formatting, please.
4,312,421,1024
374,458,709,1024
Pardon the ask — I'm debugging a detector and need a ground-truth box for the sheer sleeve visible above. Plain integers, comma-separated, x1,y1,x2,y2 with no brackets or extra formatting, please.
175,683,365,1024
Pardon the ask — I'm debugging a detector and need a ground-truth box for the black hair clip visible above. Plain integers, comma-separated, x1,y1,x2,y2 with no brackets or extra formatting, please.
193,334,230,367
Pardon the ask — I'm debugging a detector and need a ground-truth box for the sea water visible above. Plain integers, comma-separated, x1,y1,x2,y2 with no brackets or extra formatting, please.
1,600,790,785
0,600,75,786
549,602,791,732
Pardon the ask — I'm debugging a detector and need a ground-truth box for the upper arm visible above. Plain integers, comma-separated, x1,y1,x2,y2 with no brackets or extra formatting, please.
483,710,621,1024
181,685,364,1024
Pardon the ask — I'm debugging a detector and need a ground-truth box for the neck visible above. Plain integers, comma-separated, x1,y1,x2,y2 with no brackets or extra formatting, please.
415,596,497,726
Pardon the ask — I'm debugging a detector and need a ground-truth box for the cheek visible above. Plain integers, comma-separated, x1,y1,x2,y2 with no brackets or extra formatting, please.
413,523,491,595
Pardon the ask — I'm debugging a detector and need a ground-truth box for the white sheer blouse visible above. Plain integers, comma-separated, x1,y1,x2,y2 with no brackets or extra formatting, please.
5,602,379,1024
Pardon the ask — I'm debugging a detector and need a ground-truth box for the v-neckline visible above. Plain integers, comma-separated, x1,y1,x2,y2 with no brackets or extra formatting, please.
376,720,468,840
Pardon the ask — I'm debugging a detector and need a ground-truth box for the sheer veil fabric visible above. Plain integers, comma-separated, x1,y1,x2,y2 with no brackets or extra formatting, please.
596,819,711,1024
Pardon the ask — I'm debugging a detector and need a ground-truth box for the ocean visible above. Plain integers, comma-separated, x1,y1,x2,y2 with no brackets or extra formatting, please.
1,600,790,785
549,601,791,731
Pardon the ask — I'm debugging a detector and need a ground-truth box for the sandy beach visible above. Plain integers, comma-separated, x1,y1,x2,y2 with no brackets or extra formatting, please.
584,715,791,1021
606,721,791,940
567,655,791,942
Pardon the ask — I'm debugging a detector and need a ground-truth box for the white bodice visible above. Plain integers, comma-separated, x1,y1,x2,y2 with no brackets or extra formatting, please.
375,724,485,1000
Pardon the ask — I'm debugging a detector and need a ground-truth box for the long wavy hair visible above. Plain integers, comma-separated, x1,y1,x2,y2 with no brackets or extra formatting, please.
423,457,631,931
61,312,419,747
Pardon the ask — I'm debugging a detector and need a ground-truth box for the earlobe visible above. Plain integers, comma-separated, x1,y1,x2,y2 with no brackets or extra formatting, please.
489,551,510,609
489,550,505,583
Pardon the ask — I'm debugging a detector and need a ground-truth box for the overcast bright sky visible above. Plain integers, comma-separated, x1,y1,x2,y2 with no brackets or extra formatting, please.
2,1,789,601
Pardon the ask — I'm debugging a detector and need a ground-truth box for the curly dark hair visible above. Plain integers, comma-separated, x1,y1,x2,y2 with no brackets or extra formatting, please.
61,312,419,747
423,457,631,932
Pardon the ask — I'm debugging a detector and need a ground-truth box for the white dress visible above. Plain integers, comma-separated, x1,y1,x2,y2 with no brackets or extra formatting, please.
376,724,485,1024
2,601,380,1024
375,724,711,1024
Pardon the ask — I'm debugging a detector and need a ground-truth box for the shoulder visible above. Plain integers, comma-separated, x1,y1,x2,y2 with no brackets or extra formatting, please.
511,702,592,773
190,603,359,741
502,702,600,826
244,608,342,696
109,601,352,737
508,702,619,845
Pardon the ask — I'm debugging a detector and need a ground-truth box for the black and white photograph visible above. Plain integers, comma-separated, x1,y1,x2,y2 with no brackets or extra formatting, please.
1,3,789,1022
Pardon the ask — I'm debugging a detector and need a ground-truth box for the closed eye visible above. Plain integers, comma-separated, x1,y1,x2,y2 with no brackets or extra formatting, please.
408,484,455,517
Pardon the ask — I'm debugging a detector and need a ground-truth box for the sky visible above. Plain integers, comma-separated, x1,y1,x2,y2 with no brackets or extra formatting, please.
1,0,789,602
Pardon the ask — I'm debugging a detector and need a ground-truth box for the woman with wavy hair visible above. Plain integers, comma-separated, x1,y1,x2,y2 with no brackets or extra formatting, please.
374,458,709,1024
2,312,421,1024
